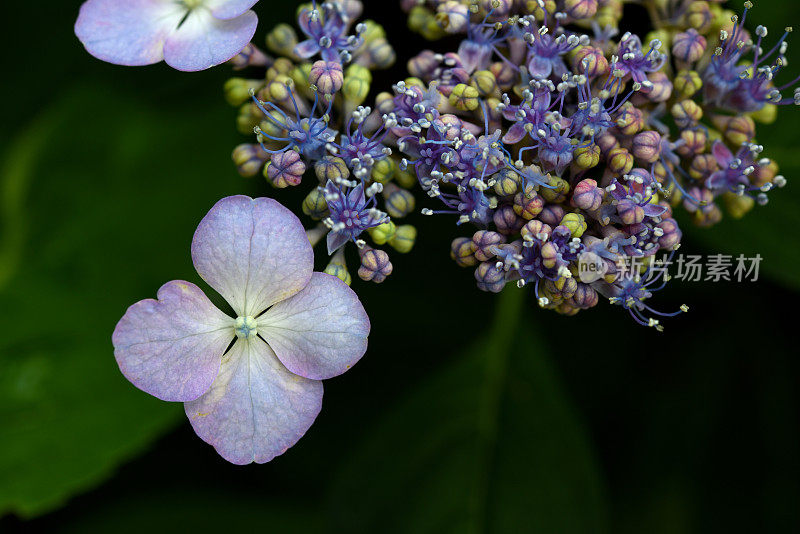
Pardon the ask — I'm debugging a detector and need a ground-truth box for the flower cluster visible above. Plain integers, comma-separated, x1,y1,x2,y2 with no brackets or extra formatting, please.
228,0,417,286
75,0,797,465
387,0,790,329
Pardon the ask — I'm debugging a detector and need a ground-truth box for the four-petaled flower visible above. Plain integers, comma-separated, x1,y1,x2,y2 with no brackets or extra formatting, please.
113,196,370,464
75,0,260,71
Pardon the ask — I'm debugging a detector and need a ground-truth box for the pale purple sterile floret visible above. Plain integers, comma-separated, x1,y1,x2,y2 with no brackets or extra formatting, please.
75,0,260,71
112,196,370,464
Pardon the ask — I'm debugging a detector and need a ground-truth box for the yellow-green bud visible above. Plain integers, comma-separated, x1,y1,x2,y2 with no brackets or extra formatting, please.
290,63,313,92
560,213,587,238
471,70,497,97
224,78,263,106
395,167,417,189
315,156,349,183
573,143,601,169
389,225,417,254
449,83,480,111
265,23,298,57
343,64,372,105
673,70,703,96
267,58,294,81
723,192,754,219
360,20,386,45
540,176,570,203
371,157,396,184
302,188,328,220
237,103,262,135
383,185,415,218
368,221,397,245
493,168,521,196
324,250,351,286
750,103,777,124
365,38,396,69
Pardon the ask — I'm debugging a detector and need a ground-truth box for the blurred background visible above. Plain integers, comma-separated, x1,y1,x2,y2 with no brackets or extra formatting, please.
1,0,799,532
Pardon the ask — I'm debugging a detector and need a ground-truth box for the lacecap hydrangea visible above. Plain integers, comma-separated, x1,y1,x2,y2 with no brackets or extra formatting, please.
227,0,791,330
75,0,796,465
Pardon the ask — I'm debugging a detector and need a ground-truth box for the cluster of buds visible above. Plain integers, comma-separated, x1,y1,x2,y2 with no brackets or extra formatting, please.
392,0,790,328
227,0,793,329
228,0,417,285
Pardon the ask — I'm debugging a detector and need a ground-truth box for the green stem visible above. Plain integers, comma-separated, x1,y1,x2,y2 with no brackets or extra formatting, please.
470,287,527,533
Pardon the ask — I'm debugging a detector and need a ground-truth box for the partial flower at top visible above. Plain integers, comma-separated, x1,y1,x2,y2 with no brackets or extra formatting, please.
75,0,260,71
112,196,370,464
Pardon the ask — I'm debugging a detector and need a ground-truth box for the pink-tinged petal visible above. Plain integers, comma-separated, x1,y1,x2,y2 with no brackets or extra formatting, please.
502,123,527,144
163,9,257,71
294,39,320,59
191,196,313,317
113,280,234,402
712,140,733,167
185,337,323,465
204,0,259,20
74,0,185,67
258,273,370,380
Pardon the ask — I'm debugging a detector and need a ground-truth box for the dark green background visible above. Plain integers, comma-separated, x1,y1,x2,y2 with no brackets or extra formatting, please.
1,1,799,532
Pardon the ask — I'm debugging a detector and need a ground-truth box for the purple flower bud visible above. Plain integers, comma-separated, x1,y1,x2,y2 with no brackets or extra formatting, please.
513,192,545,220
472,230,505,261
571,178,603,211
616,198,645,225
538,204,566,227
232,143,268,178
493,205,524,235
595,132,620,157
569,283,599,309
266,150,306,188
521,220,553,242
615,103,644,136
573,46,608,77
656,217,682,250
631,130,662,164
544,276,578,301
643,72,673,102
358,248,393,283
563,0,598,20
490,61,517,89
310,60,344,94
475,261,506,293
676,128,707,158
451,237,478,267
672,29,707,64
436,1,470,34
480,0,511,19
315,156,350,183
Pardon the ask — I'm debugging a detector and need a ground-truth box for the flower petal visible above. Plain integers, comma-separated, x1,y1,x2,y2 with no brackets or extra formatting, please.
712,140,733,167
502,123,527,144
185,337,323,465
191,196,313,317
294,39,321,59
112,280,234,402
163,8,257,71
258,273,369,380
326,231,350,255
74,0,185,66
204,0,259,20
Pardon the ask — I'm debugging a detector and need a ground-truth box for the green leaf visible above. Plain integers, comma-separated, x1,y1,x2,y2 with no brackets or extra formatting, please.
0,84,250,518
52,491,322,534
326,289,608,534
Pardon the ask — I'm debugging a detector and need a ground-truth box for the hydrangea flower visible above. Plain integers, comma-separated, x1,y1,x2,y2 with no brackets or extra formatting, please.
112,196,370,464
75,0,260,71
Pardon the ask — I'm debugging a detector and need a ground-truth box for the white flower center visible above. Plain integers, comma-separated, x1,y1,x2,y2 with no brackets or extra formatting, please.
234,316,258,339
181,0,206,10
